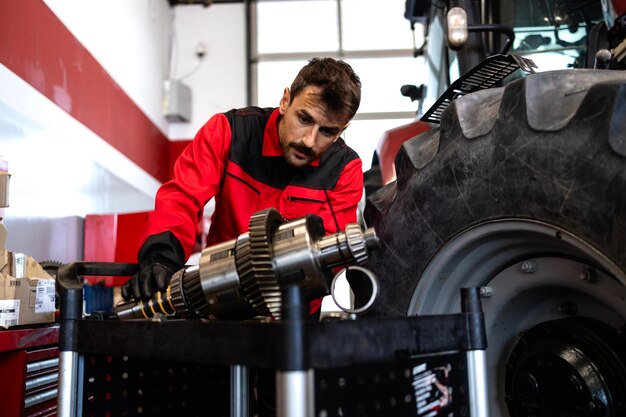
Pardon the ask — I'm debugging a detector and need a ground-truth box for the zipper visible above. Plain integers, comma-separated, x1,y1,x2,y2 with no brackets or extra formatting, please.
287,195,326,204
227,172,260,194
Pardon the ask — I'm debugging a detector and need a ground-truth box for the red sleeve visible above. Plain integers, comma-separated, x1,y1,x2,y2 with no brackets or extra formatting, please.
325,157,364,233
142,113,232,260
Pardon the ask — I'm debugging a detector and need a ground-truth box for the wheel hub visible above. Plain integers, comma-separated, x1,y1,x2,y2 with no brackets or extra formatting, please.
406,219,626,417
505,318,626,417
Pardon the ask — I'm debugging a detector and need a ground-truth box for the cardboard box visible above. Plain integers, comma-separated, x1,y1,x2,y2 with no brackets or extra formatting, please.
0,249,55,328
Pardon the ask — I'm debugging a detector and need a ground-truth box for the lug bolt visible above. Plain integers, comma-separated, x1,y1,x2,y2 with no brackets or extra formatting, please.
587,400,597,413
579,267,597,282
479,286,494,297
558,300,578,316
521,260,537,273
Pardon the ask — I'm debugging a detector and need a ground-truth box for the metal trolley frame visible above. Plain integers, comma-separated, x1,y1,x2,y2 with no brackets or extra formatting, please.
57,262,489,417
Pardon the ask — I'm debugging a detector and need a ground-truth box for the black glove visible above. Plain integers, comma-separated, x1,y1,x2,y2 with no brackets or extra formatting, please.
121,231,186,301
121,261,177,301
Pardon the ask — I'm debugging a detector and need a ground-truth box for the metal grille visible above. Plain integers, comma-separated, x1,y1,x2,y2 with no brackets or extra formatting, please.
315,352,469,417
421,54,537,124
81,354,230,417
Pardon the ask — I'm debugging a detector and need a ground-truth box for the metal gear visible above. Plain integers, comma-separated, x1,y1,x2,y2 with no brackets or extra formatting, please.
39,260,65,278
234,234,263,313
345,223,368,265
168,269,199,319
236,208,285,320
180,266,212,318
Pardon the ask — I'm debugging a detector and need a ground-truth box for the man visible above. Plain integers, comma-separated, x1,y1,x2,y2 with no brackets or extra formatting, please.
122,57,363,318
121,57,362,416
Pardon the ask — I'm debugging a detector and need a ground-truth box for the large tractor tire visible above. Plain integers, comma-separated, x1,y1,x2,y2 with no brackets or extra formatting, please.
363,69,626,417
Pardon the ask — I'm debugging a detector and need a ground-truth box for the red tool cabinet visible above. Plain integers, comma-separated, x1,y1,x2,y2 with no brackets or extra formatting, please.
0,325,60,417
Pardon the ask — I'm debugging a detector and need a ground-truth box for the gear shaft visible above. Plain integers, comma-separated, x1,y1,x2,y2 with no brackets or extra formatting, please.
116,209,379,321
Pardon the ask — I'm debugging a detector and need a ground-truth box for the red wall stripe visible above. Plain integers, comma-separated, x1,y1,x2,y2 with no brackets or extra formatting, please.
0,0,172,183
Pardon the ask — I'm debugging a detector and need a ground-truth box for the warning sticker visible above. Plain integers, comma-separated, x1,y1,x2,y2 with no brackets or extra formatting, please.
35,280,56,313
412,360,454,417
0,299,20,327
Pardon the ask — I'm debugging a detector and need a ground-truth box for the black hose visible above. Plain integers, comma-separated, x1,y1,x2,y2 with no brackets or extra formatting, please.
468,23,515,54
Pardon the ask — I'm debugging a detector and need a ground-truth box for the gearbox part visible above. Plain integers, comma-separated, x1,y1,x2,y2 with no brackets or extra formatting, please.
238,209,285,320
330,266,379,315
115,209,379,321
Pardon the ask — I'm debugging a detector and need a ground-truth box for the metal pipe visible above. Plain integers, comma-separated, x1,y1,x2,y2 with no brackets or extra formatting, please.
57,351,78,417
230,365,249,417
276,370,314,417
276,285,313,417
468,24,514,54
466,349,489,417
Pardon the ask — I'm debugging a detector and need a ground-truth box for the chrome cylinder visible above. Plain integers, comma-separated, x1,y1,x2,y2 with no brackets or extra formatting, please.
198,238,240,296
57,351,79,417
276,370,314,417
271,217,328,295
230,365,249,417
315,226,379,268
467,349,489,417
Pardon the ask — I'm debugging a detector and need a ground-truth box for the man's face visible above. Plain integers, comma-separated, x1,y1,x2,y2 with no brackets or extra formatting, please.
277,86,349,168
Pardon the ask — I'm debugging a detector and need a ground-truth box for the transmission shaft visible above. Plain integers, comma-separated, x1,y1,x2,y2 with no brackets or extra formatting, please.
116,209,379,321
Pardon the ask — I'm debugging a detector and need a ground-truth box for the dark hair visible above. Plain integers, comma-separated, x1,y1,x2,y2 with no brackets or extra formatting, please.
289,57,361,122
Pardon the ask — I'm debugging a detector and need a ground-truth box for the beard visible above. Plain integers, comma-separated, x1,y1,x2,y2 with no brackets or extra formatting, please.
283,142,316,168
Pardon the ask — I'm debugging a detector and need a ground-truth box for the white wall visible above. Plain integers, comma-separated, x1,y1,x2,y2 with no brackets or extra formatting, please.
43,0,247,141
43,0,173,135
168,4,247,140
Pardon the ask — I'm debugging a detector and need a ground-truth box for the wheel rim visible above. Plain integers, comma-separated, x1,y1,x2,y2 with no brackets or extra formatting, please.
406,219,626,417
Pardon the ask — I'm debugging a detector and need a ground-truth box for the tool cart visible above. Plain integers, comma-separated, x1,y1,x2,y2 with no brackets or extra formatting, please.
56,261,489,417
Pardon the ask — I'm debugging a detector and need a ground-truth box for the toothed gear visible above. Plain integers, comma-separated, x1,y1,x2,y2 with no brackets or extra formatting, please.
169,269,198,319
345,223,368,265
235,234,269,315
181,267,212,317
236,209,285,320
39,260,65,278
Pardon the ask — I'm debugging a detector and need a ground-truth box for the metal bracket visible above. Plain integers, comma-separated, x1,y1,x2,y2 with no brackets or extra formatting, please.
421,54,537,124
